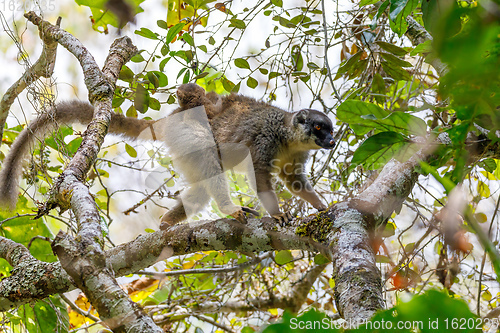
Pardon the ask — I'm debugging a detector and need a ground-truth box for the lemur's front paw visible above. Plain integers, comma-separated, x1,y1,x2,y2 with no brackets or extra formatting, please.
231,210,247,224
272,212,293,226
160,212,181,230
241,206,259,216
316,203,327,211
231,206,259,224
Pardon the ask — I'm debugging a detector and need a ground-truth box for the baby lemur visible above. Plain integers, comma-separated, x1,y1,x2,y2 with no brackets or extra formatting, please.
0,84,335,227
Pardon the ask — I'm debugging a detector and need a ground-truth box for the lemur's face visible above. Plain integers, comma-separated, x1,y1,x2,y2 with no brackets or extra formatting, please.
301,109,335,149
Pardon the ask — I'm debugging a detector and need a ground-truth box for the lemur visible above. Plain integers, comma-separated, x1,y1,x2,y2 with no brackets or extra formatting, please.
0,84,335,227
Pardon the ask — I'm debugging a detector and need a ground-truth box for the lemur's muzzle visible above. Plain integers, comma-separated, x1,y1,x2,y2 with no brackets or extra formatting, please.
316,134,335,149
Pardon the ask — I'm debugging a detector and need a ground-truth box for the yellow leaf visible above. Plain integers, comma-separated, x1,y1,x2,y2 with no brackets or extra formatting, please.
477,180,491,197
482,289,492,301
167,0,208,31
480,170,497,181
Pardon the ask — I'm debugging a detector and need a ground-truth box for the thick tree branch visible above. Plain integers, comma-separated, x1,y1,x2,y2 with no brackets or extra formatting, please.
298,143,424,321
0,217,324,310
22,13,161,333
0,236,72,311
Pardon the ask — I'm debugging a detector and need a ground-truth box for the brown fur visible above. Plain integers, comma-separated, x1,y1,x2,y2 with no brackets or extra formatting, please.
0,84,334,226
160,85,335,227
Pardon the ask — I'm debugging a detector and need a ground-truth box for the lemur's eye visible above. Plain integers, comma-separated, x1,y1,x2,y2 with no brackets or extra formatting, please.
315,125,321,130
330,131,333,135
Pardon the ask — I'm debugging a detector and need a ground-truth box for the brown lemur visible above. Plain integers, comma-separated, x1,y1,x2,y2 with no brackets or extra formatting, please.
0,83,335,227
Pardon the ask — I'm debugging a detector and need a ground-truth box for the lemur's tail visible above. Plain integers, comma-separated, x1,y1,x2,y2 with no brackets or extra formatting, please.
0,101,154,209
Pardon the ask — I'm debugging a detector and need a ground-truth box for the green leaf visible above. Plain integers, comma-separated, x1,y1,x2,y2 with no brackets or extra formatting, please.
125,143,138,158
1,211,56,262
376,255,392,263
112,96,125,108
382,112,427,136
382,221,396,237
149,98,161,111
151,71,168,87
76,0,145,32
307,62,320,70
291,45,303,71
135,27,158,40
381,60,411,81
234,58,250,69
182,33,195,46
119,65,134,82
421,0,456,36
372,73,387,104
279,16,296,28
410,40,432,56
66,137,83,155
271,0,283,7
446,122,470,145
419,161,456,193
166,22,185,43
160,57,171,72
335,50,364,79
242,327,256,333
229,18,246,29
147,71,160,88
389,0,408,23
126,105,137,118
339,100,427,136
479,158,497,173
221,77,235,92
388,0,418,36
193,71,209,80
375,0,390,21
19,297,68,333
380,52,413,67
269,71,281,79
157,19,168,29
337,100,390,135
131,52,145,63
314,254,330,265
376,41,408,56
247,77,258,88
396,290,479,333
351,131,413,170
232,81,241,93
360,0,382,6
134,83,149,113
348,59,368,79
275,250,293,265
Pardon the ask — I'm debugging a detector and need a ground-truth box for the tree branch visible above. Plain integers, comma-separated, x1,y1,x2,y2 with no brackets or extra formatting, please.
405,17,448,78
22,12,161,333
0,217,324,310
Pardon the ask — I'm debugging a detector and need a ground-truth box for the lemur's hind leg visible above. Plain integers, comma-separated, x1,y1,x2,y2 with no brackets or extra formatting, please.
160,184,209,229
204,173,258,224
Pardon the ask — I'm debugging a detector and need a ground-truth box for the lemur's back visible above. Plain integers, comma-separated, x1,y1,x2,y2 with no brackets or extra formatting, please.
209,94,291,162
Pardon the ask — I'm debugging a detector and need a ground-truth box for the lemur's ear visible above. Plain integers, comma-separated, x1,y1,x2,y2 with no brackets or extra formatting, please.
293,109,309,125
